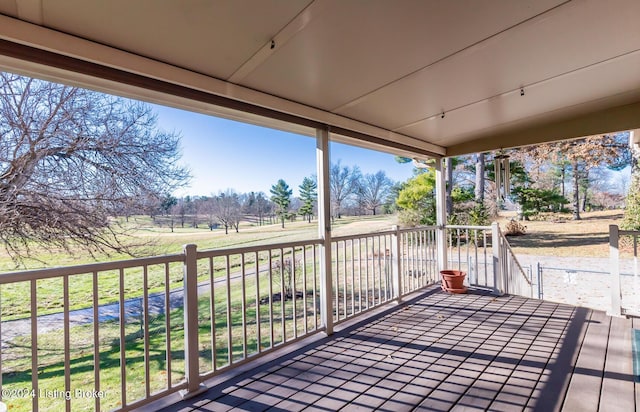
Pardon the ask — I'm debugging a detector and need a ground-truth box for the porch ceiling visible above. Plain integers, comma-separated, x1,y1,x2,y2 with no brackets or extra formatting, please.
0,0,639,157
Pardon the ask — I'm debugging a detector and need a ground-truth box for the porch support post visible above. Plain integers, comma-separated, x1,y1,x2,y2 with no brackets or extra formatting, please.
317,126,333,335
492,222,505,296
180,244,206,399
435,158,448,273
609,224,622,317
391,225,401,302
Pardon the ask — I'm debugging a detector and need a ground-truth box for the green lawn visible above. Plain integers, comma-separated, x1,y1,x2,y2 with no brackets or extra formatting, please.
0,213,397,409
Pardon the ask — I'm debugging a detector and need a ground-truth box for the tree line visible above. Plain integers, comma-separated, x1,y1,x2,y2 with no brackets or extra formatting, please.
394,132,631,227
150,161,398,232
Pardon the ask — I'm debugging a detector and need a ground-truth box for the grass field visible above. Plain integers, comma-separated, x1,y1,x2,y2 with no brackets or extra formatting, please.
0,214,399,271
498,209,624,258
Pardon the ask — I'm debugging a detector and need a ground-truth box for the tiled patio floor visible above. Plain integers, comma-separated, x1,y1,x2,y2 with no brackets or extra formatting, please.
149,285,639,412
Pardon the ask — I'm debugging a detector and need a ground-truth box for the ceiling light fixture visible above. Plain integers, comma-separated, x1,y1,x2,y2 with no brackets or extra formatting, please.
441,111,445,119
520,88,525,96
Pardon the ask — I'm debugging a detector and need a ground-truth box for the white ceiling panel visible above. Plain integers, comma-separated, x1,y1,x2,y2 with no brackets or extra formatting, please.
401,50,640,147
337,0,640,133
239,0,566,110
38,0,313,79
0,0,639,156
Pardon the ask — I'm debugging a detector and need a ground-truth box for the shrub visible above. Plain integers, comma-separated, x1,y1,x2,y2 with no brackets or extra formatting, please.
504,219,527,236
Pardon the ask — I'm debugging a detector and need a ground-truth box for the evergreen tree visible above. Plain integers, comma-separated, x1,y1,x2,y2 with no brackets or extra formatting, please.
270,179,293,228
298,176,317,223
513,133,630,219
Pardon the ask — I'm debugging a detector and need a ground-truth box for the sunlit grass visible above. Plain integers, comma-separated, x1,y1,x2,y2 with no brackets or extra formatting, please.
1,282,321,411
0,213,398,409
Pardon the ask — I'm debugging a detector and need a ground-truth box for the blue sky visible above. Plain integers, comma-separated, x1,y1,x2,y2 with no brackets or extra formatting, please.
152,104,416,197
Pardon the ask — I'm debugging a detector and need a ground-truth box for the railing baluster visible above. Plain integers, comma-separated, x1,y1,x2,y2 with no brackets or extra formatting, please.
356,239,362,313
292,248,298,338
92,271,101,412
350,240,355,316
483,230,488,285
255,251,261,352
30,279,38,412
225,255,232,365
279,248,285,342
411,231,416,291
268,250,274,348
384,235,390,301
334,242,339,320
209,257,216,371
312,245,318,331
474,230,479,286
241,253,247,358
457,228,461,271
164,263,172,386
342,241,347,319
143,265,150,398
63,276,71,412
118,268,126,407
372,237,377,306
302,246,308,335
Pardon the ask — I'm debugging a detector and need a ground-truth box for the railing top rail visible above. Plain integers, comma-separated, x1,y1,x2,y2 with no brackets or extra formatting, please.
331,230,396,242
0,253,185,284
445,225,492,230
396,225,437,234
196,238,323,258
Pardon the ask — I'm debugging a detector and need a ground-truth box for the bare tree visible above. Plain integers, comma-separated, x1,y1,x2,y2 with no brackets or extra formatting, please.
330,161,361,218
212,190,242,234
358,171,393,215
0,72,190,259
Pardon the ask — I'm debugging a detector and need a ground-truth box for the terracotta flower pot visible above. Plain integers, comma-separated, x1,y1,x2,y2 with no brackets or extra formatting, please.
440,270,468,294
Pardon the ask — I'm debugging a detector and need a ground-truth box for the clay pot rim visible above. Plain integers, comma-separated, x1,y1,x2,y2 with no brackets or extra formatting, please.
440,270,466,277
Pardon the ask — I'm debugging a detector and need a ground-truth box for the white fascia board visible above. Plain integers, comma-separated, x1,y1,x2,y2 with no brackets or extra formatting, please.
0,15,446,158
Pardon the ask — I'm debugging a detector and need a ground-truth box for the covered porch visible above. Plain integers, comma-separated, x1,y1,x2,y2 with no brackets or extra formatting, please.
151,286,639,412
0,1,639,411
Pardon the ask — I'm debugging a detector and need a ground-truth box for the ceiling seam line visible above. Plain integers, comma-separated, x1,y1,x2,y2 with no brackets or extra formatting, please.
330,0,574,113
228,0,329,83
391,47,640,132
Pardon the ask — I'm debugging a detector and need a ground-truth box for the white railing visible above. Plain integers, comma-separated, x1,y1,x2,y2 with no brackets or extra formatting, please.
445,225,494,290
0,254,187,412
445,223,532,297
494,225,534,298
331,226,439,324
398,226,439,294
0,223,528,411
192,240,323,384
609,225,640,317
